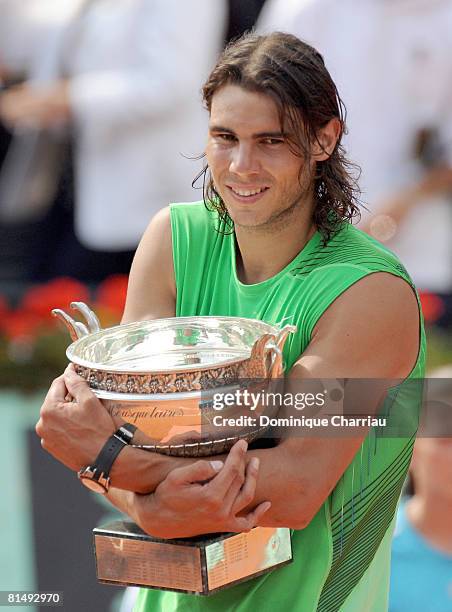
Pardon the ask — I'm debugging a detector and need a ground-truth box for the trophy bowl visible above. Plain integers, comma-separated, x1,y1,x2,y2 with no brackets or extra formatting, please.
53,303,296,456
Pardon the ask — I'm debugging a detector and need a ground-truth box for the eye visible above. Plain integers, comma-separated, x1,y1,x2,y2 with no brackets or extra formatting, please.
261,137,284,146
212,132,236,143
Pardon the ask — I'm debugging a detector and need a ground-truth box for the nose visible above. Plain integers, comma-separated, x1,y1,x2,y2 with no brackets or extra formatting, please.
229,142,260,176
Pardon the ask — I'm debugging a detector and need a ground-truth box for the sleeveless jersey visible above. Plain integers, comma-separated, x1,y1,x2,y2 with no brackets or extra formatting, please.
135,202,426,612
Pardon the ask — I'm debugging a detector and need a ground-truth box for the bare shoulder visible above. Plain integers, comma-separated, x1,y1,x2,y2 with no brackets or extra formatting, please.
122,207,176,323
296,272,420,379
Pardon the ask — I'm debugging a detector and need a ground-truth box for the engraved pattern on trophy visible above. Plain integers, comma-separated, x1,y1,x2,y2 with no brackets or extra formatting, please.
53,303,296,456
71,362,240,394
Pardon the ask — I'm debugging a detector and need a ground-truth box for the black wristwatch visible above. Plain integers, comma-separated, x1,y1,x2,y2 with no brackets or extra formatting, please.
78,423,137,494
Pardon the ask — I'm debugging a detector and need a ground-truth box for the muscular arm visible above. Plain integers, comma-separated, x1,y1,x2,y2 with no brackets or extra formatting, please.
109,205,207,490
109,270,420,537
36,206,185,494
243,272,420,529
114,271,420,537
106,205,182,490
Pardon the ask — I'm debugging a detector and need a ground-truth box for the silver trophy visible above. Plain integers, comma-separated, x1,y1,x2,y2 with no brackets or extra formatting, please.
54,303,295,594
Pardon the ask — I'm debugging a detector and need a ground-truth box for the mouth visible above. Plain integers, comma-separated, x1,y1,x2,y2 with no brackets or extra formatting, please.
226,185,270,203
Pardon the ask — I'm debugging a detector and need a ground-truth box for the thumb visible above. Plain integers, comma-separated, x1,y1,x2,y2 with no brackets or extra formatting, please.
63,364,97,404
169,459,224,485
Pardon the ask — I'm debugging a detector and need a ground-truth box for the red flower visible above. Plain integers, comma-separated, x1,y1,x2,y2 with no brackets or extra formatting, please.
95,274,129,319
418,292,445,324
21,277,90,322
1,310,43,341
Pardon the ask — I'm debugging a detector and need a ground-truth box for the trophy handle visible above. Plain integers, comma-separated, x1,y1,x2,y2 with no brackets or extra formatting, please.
51,302,102,341
70,301,102,333
275,324,297,351
247,334,278,378
249,325,297,378
51,309,89,341
248,325,297,378
266,342,283,378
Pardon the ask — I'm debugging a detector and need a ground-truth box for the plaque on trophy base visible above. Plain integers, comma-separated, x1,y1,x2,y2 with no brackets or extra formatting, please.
93,520,292,595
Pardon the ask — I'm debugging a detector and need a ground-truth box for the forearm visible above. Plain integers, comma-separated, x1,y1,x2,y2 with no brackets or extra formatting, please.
104,486,156,540
245,436,364,530
110,440,327,531
108,439,309,528
106,441,273,540
243,443,310,529
109,445,187,494
107,434,353,533
105,486,135,518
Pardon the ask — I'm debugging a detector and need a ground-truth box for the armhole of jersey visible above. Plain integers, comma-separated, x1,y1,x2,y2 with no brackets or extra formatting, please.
304,264,377,341
304,265,425,379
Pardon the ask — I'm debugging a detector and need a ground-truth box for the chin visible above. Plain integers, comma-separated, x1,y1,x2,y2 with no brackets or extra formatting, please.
233,214,274,230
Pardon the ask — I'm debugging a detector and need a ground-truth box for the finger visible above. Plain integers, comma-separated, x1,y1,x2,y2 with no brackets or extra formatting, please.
249,500,272,524
63,366,99,405
167,459,224,486
63,365,77,402
223,472,246,513
44,374,68,404
62,363,77,402
233,501,272,532
35,418,43,438
207,439,247,498
231,456,260,515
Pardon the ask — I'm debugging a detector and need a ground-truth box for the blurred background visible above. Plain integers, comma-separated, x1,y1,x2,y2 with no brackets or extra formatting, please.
0,0,451,610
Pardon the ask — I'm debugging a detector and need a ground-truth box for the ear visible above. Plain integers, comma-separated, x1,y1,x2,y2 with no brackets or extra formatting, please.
312,117,342,161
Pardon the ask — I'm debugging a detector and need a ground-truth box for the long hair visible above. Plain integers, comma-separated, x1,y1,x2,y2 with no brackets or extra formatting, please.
196,31,361,243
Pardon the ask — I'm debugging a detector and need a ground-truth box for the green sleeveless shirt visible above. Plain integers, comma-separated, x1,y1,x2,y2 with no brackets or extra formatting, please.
135,202,426,612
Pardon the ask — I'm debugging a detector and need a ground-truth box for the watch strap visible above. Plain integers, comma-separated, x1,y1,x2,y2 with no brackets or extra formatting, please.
114,423,137,445
93,423,137,476
83,422,137,484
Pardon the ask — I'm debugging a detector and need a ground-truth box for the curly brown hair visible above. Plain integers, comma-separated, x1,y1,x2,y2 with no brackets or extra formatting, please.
195,31,361,243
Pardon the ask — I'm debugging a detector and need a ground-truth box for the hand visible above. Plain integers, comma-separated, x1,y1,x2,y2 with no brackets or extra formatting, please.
0,80,71,130
35,364,117,471
132,440,271,538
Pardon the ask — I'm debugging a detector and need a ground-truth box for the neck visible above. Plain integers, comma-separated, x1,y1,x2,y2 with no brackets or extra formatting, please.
234,199,316,285
406,495,452,555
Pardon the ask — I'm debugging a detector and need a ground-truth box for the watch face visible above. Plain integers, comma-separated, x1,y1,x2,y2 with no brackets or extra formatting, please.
79,475,108,495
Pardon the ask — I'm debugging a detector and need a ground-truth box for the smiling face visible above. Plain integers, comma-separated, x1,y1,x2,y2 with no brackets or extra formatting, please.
205,84,315,231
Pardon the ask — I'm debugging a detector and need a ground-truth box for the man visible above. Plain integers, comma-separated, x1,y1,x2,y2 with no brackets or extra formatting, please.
36,33,425,611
